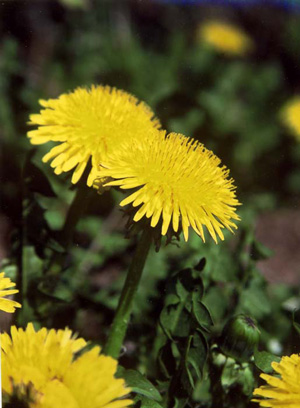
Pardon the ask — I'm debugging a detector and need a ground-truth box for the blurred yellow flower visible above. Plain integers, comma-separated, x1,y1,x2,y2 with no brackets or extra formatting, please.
97,131,240,242
28,85,160,186
198,21,253,56
1,323,132,408
0,271,21,313
281,97,300,141
253,354,300,407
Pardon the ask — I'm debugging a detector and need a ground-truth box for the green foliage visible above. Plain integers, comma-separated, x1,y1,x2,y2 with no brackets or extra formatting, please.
58,0,87,8
292,310,300,335
254,349,281,373
221,360,255,396
0,38,20,140
119,369,162,403
157,265,212,407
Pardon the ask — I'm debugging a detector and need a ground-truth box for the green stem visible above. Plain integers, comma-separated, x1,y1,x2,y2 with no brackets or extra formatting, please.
60,161,93,250
49,182,93,274
104,228,153,359
61,184,93,249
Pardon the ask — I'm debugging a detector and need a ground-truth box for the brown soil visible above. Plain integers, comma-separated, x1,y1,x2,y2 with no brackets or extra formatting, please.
255,209,300,285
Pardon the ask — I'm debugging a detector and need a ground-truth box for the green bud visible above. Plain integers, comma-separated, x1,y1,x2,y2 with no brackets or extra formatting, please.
219,314,260,362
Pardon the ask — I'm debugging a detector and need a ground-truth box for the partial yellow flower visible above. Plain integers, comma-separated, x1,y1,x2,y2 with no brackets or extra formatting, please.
0,271,21,313
28,85,160,186
281,97,300,141
198,21,253,56
97,131,240,243
253,354,300,408
1,323,132,408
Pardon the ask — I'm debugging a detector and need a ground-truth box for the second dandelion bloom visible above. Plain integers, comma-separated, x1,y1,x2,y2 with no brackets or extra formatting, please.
281,97,300,141
97,131,240,242
253,353,300,407
198,20,253,56
0,271,21,313
1,323,132,408
28,85,160,186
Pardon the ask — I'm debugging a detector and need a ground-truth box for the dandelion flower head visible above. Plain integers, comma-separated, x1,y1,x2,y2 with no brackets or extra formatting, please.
0,271,21,313
198,21,253,56
28,85,160,186
281,97,300,141
253,353,300,408
1,323,132,408
97,131,240,242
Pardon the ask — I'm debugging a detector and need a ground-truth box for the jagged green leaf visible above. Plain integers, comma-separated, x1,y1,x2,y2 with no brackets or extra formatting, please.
119,369,162,402
192,296,213,331
160,303,191,338
254,349,281,373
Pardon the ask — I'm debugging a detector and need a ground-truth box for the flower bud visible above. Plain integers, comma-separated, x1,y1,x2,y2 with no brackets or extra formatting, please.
219,314,260,362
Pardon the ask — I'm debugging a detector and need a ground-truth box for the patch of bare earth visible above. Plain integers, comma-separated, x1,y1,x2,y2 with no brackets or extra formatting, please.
255,209,300,285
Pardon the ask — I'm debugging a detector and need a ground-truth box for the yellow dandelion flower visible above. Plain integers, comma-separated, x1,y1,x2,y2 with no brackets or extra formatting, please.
198,21,253,56
98,131,240,243
0,271,21,313
28,85,160,186
253,353,300,408
281,97,300,141
1,323,132,408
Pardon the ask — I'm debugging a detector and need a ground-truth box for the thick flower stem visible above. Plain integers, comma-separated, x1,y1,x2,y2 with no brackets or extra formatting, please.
49,182,93,274
104,229,152,359
60,183,93,249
